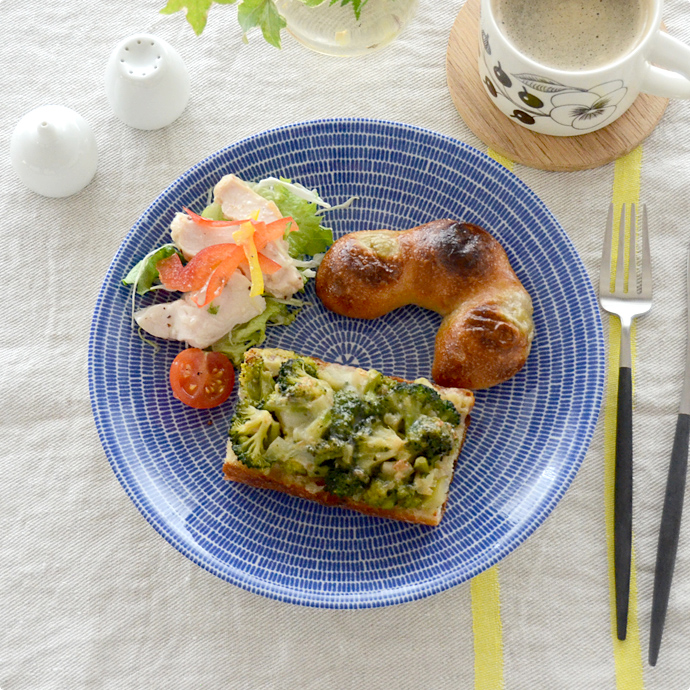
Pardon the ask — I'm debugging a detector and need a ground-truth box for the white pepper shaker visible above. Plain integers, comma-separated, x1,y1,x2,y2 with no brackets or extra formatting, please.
105,33,190,130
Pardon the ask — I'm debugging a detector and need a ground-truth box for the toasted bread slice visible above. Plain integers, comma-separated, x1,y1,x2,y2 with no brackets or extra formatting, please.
224,348,474,526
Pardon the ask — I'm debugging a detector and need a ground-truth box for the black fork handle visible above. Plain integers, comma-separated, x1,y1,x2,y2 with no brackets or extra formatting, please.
615,366,633,641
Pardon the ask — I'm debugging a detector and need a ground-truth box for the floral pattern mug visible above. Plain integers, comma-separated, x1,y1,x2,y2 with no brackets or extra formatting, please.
479,0,690,136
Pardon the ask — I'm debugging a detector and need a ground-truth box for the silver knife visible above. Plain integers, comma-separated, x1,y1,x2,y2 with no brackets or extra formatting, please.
649,246,690,666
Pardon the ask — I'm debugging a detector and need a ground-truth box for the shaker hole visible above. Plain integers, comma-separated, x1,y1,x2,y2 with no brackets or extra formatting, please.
137,40,141,44
41,121,48,127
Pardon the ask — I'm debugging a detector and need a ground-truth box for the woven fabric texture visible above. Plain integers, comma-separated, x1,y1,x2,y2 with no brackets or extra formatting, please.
2,0,690,688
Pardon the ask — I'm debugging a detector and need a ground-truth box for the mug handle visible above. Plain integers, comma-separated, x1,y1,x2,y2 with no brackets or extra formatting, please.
640,31,690,99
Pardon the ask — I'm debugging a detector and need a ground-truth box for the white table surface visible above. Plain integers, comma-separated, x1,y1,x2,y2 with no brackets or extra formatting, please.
2,1,690,688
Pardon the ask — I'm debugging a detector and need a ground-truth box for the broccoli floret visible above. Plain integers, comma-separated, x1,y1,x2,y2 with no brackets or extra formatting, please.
385,382,460,431
362,369,386,395
266,357,333,412
324,466,366,498
328,388,385,441
308,438,350,467
293,408,333,445
239,358,277,404
406,416,454,459
413,457,430,474
263,436,312,473
360,477,424,510
360,477,397,509
322,425,408,505
353,425,406,465
260,358,333,440
395,483,425,510
276,358,320,396
229,401,280,468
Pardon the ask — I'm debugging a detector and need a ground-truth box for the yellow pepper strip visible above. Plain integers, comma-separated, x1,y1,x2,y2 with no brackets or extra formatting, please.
233,220,264,297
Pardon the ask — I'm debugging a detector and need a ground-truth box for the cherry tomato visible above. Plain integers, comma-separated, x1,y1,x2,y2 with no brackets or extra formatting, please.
169,348,235,409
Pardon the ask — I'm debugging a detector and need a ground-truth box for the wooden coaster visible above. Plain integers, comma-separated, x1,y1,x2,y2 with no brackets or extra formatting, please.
445,0,669,171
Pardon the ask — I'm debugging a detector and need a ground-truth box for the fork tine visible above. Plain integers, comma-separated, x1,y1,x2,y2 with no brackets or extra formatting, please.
600,203,614,295
640,204,652,296
615,204,626,294
629,204,637,294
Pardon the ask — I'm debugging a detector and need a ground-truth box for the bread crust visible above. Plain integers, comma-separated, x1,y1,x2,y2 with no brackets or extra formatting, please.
223,454,451,526
315,220,534,389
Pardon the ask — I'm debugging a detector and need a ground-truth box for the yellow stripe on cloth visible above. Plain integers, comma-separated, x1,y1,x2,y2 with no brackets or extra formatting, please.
487,150,514,172
604,146,645,689
471,568,505,690
467,147,511,690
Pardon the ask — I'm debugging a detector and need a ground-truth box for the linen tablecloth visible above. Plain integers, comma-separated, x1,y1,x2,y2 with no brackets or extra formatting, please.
2,0,690,687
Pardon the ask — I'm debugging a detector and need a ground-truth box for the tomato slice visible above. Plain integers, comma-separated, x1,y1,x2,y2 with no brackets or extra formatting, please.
195,251,246,307
256,252,281,274
157,244,232,292
158,243,244,293
258,217,298,246
169,348,235,409
156,217,298,306
182,207,248,228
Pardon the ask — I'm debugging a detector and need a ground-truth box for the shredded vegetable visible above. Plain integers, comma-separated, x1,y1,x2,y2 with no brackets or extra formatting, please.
233,221,264,297
254,177,359,217
254,177,332,207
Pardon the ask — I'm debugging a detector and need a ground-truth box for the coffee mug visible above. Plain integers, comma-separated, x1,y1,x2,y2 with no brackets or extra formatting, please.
479,0,690,136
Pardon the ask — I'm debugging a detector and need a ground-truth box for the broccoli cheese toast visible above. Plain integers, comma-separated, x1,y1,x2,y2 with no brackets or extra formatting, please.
224,348,474,525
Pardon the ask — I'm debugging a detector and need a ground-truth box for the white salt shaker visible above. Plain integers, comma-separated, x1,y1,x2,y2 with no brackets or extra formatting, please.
105,33,190,130
10,105,98,198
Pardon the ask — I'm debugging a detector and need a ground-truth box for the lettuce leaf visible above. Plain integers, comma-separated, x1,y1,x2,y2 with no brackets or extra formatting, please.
201,201,225,220
210,297,299,365
253,183,333,258
122,244,181,295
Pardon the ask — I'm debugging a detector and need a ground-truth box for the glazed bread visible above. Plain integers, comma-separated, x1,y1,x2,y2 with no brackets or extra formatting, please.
315,220,534,389
224,348,474,526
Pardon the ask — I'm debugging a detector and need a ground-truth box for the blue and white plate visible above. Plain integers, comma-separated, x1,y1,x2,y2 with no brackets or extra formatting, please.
89,119,604,608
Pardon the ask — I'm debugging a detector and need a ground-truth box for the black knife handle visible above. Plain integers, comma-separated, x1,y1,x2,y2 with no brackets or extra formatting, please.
615,366,633,641
648,412,690,666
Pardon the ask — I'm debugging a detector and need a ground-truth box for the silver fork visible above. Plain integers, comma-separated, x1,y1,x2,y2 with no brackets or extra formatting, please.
599,202,652,641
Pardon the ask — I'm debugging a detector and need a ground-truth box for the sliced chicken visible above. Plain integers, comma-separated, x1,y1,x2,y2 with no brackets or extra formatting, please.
170,174,305,299
214,174,282,223
134,272,265,349
172,175,281,258
259,238,306,298
170,212,237,259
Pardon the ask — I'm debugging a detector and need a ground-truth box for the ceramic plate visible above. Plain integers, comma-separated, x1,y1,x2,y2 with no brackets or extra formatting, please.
89,119,604,608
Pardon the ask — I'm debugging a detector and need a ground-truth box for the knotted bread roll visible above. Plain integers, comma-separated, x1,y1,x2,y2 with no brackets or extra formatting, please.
315,219,534,389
